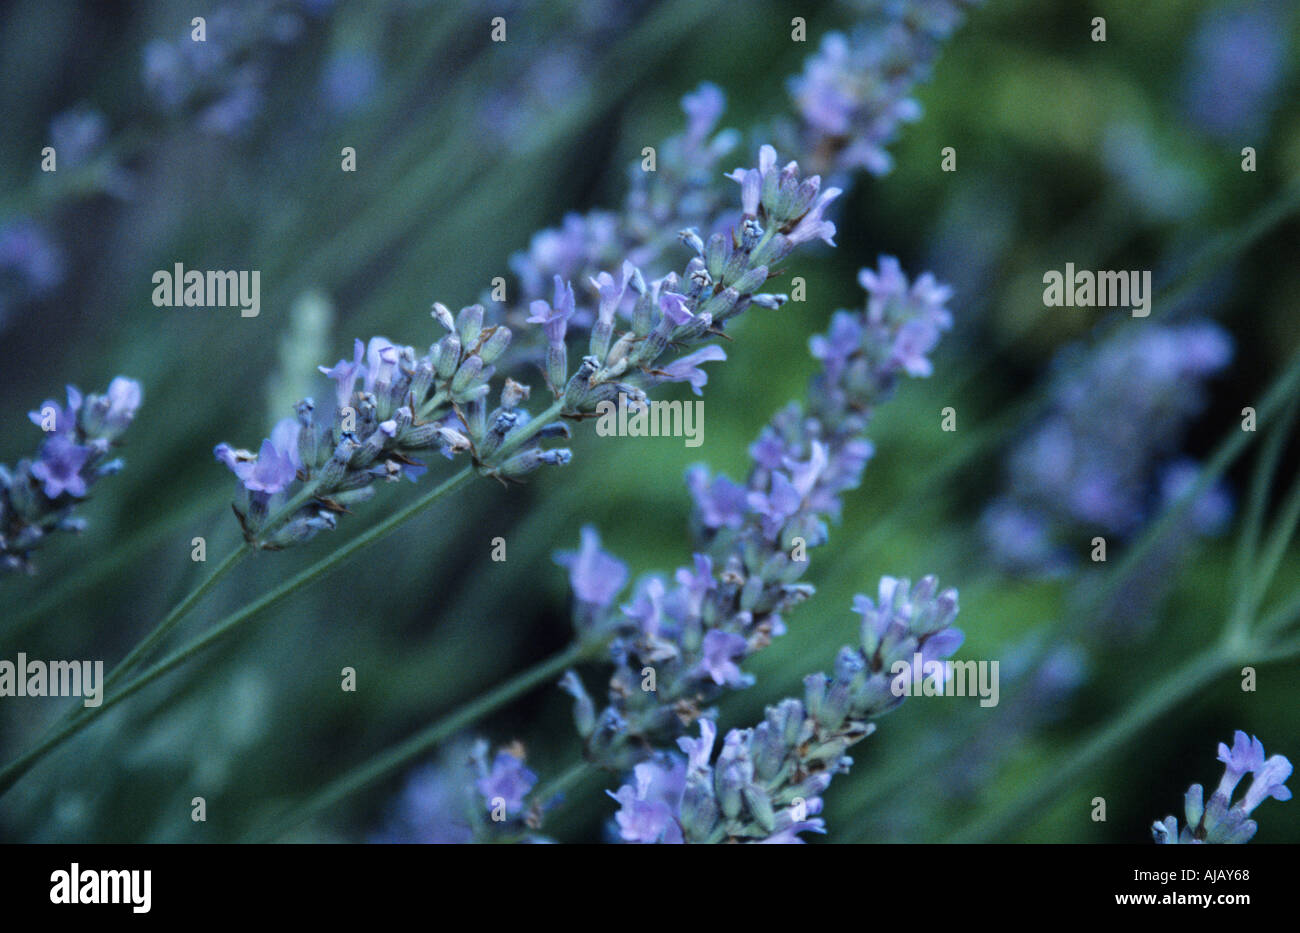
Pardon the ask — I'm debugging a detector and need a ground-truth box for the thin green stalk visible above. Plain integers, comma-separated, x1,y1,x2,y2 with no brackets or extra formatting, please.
0,465,477,798
0,486,232,643
1225,395,1300,640
1259,634,1300,665
254,638,605,841
1257,583,1300,638
1246,471,1300,619
102,544,251,693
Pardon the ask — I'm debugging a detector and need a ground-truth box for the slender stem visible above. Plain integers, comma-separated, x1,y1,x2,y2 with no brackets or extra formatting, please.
1,487,232,644
1257,583,1300,639
1247,470,1300,619
533,758,596,809
947,648,1227,843
1225,395,1299,640
104,544,251,692
1259,634,1300,665
253,638,605,841
0,466,476,798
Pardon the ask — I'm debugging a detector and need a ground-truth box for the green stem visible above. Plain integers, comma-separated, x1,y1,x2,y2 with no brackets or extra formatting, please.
103,544,250,693
0,465,476,798
1257,583,1300,639
253,638,605,841
947,648,1226,843
1225,394,1300,640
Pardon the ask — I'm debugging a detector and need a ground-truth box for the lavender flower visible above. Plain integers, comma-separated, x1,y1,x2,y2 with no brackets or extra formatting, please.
1181,3,1289,142
142,1,309,136
0,219,65,327
476,750,538,817
557,259,956,771
554,526,628,610
48,105,109,170
372,741,550,844
787,1,983,179
2,377,143,574
1153,731,1292,844
983,321,1233,576
219,140,840,550
607,582,963,843
503,82,739,334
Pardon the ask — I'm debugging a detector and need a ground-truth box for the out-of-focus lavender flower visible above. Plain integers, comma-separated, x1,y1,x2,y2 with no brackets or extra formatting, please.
1159,459,1232,536
984,321,1233,576
373,741,549,844
1154,731,1292,844
319,48,380,113
2,377,143,574
787,1,982,179
48,105,109,170
476,751,537,816
141,2,308,136
370,761,474,844
1182,2,1290,141
0,219,65,327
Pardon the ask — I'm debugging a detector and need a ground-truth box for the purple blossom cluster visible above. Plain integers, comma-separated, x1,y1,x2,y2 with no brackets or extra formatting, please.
607,578,963,843
142,1,316,136
217,144,835,548
982,321,1234,576
1153,731,1292,844
505,82,741,335
371,741,549,844
554,259,957,818
1181,1,1289,142
214,311,539,549
2,377,143,573
787,0,983,179
479,0,649,151
0,219,65,330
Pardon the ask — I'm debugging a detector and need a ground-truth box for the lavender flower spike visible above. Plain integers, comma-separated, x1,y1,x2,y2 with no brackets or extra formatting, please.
1153,731,1292,844
608,580,962,843
3,377,143,574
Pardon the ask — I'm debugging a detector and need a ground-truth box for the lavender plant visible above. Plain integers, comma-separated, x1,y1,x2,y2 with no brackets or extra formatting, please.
1153,731,1292,844
359,257,962,844
0,0,984,798
1,378,142,574
555,256,953,771
213,143,836,547
604,579,962,844
784,0,982,179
